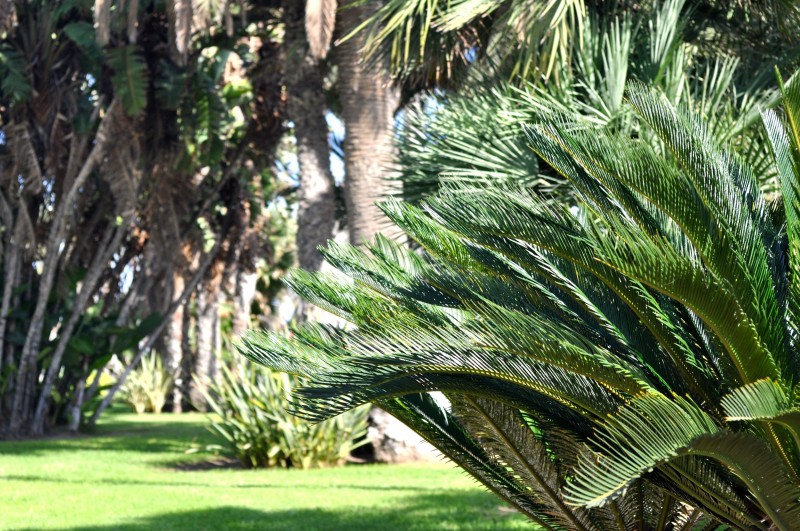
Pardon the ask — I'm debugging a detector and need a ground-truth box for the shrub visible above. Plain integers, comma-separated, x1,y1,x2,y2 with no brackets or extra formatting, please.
118,352,173,414
240,77,800,529
205,359,369,469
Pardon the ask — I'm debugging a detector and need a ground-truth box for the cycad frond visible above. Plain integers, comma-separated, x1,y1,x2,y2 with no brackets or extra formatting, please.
241,77,800,528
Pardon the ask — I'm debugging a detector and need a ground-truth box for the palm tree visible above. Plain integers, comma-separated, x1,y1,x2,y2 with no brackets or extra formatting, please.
351,0,799,89
283,0,338,274
0,0,288,435
335,0,401,245
241,75,800,528
395,0,785,205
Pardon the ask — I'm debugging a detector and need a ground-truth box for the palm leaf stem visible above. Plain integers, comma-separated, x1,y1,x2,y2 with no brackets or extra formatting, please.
454,225,716,409
656,493,673,531
420,191,719,409
380,396,555,530
771,413,800,458
464,395,590,531
763,421,800,480
657,464,766,530
524,135,741,408
688,445,796,530
439,361,612,419
608,500,626,531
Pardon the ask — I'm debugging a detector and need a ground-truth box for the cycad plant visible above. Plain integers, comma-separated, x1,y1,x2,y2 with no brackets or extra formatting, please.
241,77,800,529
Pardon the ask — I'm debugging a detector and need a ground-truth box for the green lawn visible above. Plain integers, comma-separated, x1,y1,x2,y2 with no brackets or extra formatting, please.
0,409,530,530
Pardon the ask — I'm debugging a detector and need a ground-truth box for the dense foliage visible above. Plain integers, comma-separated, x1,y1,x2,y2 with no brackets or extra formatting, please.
242,77,800,528
205,359,369,469
396,0,783,204
0,0,285,436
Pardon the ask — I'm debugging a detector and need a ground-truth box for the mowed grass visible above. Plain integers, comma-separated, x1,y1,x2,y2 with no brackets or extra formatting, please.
0,408,530,530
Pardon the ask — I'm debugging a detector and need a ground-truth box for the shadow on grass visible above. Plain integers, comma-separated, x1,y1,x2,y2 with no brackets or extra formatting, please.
0,416,219,456
33,492,523,530
1,472,460,493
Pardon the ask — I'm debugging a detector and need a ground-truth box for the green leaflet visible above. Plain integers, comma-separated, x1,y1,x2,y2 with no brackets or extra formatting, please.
565,393,720,508
722,379,793,422
107,46,148,115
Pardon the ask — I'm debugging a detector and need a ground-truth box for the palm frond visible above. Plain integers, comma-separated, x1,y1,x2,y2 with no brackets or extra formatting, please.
241,72,800,528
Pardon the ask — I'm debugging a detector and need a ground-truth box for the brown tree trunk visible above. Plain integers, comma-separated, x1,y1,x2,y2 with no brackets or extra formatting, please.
336,0,400,246
283,0,337,273
179,293,194,407
0,194,18,376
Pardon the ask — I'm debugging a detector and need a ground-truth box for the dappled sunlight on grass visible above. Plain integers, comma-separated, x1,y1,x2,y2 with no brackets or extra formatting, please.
0,409,530,530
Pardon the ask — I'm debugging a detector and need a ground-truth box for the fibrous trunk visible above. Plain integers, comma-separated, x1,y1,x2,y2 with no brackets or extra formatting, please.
335,0,433,463
283,0,337,274
336,0,400,246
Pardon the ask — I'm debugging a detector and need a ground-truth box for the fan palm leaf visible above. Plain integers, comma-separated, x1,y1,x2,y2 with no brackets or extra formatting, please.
395,0,782,206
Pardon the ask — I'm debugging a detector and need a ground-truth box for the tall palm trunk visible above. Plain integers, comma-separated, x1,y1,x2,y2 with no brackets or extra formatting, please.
283,0,337,273
336,0,400,246
334,1,434,463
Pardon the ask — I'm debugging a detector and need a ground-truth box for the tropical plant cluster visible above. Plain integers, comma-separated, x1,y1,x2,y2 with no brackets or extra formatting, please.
0,0,289,437
0,0,798,491
204,358,369,469
242,72,800,528
395,0,786,205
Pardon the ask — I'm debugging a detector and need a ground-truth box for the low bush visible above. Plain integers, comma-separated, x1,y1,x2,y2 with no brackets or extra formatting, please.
119,352,173,414
204,359,369,469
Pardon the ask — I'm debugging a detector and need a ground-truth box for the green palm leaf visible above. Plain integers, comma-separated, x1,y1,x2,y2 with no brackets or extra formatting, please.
240,73,800,528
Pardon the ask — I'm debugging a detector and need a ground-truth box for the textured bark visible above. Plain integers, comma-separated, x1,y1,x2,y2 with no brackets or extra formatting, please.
336,0,400,246
0,194,17,374
163,273,186,413
189,287,220,411
284,0,337,273
179,294,194,408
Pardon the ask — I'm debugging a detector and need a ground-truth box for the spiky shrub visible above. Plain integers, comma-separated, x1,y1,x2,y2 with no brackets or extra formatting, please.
241,76,800,529
118,352,173,414
204,360,369,469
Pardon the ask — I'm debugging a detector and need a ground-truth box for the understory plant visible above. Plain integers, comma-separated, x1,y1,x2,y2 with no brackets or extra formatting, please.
205,359,369,469
241,76,800,529
118,352,173,414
